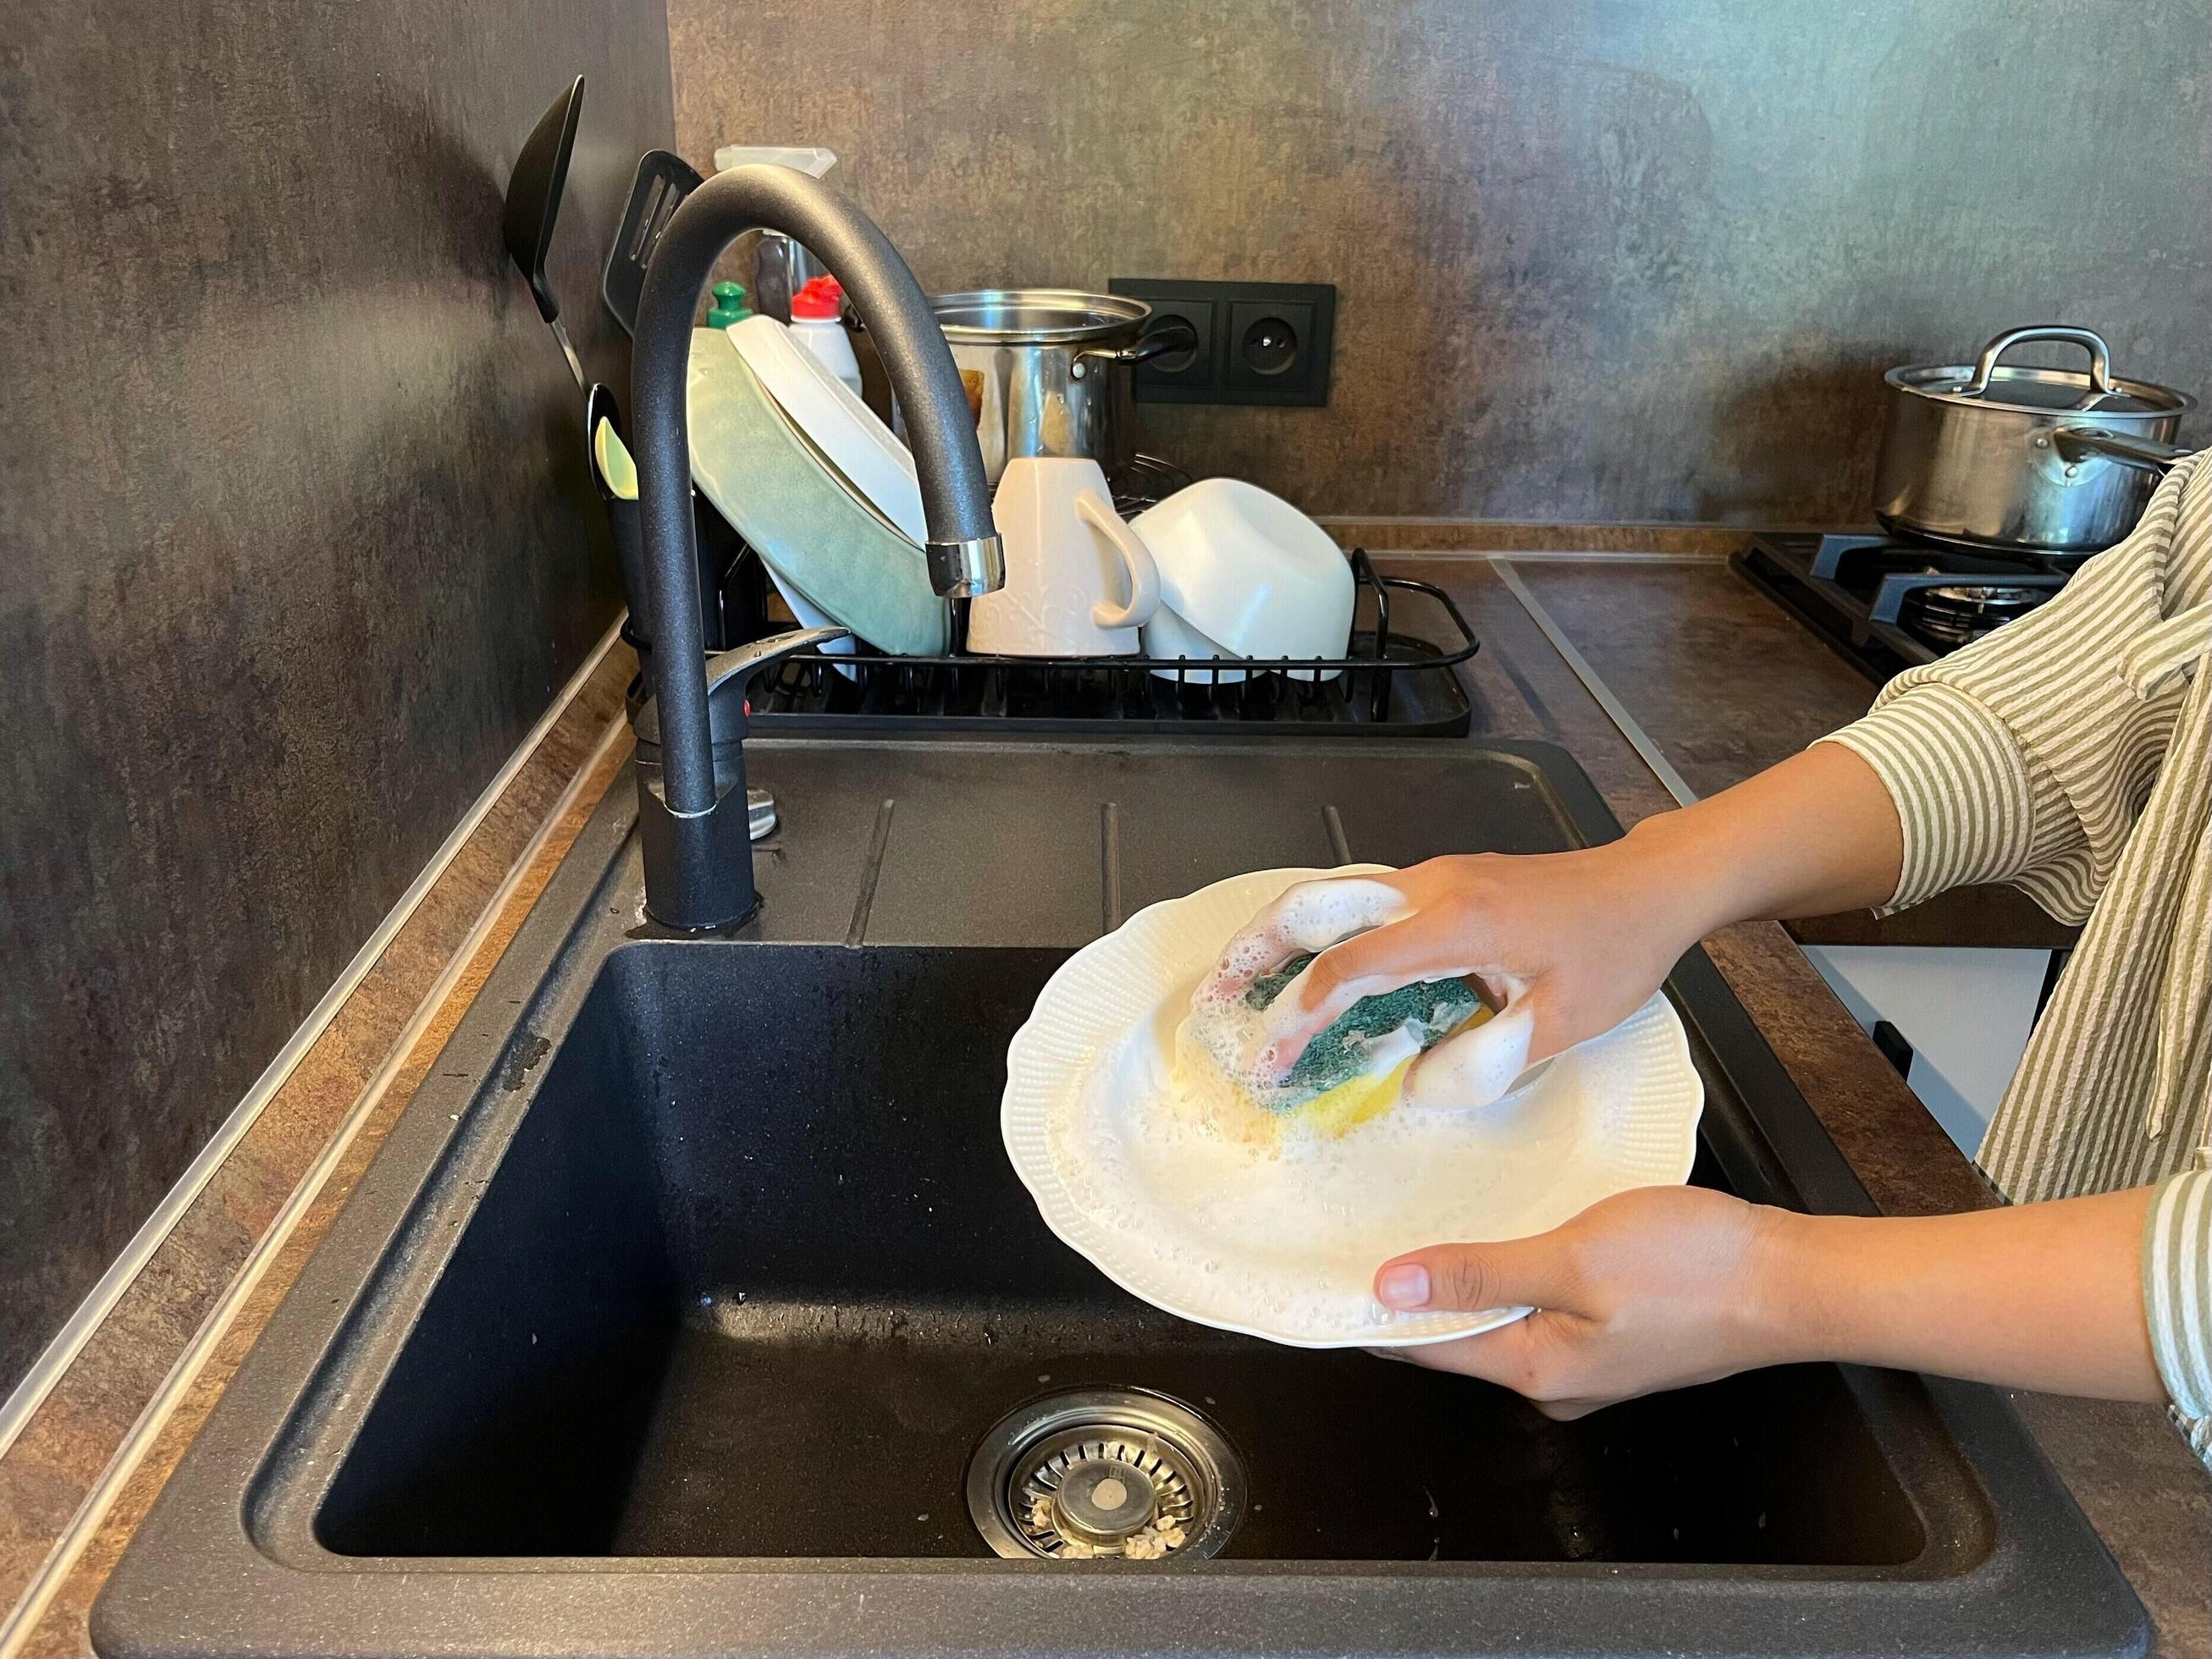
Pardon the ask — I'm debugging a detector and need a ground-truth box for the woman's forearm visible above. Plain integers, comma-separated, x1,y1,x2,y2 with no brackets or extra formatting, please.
1757,1186,2165,1401
1626,752,2162,1400
1620,742,1907,940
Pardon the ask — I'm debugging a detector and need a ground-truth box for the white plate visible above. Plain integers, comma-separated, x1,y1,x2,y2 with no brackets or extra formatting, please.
1001,865,1704,1349
686,330,949,656
727,314,927,545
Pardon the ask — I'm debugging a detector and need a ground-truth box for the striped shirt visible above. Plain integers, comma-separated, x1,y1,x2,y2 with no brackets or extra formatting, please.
1818,451,2212,1467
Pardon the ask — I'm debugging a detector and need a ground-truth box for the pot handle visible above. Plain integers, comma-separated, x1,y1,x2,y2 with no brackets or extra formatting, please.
1962,325,2115,399
2052,427,2192,477
1070,317,1199,380
1076,489,1162,630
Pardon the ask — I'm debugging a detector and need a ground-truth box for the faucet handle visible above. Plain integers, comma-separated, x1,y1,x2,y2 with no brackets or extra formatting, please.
702,625,852,701
631,626,851,747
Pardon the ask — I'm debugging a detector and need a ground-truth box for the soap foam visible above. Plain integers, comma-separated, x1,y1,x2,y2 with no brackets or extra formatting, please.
1045,972,1581,1340
1189,877,1411,1075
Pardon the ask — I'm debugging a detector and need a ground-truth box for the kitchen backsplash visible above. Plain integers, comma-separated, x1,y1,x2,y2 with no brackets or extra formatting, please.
0,0,670,1393
672,0,2212,525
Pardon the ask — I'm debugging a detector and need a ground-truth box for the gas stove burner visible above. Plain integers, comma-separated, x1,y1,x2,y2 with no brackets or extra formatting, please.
1903,582,2051,646
1732,532,2073,681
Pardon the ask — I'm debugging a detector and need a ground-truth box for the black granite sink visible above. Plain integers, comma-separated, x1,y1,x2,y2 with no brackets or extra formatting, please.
312,942,1922,1567
95,739,2149,1656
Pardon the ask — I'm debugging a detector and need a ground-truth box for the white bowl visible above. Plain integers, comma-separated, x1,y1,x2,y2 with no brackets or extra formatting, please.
1131,479,1354,682
1142,604,1250,685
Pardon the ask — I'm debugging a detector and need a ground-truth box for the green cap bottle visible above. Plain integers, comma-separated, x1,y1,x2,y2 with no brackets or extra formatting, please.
706,280,754,328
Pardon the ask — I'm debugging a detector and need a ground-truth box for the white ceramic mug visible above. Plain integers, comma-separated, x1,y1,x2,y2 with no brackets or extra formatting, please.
968,457,1161,656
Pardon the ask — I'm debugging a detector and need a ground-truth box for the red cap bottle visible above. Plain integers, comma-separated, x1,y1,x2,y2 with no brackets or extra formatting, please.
789,276,844,320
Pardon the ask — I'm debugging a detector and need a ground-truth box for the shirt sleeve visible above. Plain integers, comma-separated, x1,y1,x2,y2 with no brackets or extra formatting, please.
1818,681,2041,912
2143,1160,2212,1464
1814,454,2208,919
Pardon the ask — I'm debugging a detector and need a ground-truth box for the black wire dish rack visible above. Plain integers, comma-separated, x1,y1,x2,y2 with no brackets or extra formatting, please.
734,549,1480,737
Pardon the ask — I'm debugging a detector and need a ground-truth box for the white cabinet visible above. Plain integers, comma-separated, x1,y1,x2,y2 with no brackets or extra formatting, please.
1801,945,2053,1159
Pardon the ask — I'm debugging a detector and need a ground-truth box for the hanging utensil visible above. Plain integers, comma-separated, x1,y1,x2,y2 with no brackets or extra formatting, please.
587,379,655,647
601,150,705,337
501,74,587,391
587,383,636,501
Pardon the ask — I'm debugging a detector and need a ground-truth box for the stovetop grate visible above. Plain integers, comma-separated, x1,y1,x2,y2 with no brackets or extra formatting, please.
1734,532,2072,681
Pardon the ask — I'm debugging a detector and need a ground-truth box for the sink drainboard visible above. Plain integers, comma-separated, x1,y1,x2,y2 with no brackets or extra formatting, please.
966,1388,1246,1561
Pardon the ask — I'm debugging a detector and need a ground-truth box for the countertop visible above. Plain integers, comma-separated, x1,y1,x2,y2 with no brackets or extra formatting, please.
0,552,2202,1656
1502,554,2078,950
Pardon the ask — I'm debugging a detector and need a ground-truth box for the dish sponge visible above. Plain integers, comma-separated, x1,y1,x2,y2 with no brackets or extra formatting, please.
1241,954,1488,1133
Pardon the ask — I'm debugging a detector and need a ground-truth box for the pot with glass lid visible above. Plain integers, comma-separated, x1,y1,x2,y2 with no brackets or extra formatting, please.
1873,325,2194,554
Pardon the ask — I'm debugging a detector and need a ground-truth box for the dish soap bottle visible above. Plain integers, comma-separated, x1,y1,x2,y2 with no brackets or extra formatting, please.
706,280,753,328
788,275,863,398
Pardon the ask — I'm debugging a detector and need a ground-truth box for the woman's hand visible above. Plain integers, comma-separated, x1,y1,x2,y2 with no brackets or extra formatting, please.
1370,1186,1790,1417
1371,1183,2168,1414
1194,744,1916,1111
1194,845,1710,1110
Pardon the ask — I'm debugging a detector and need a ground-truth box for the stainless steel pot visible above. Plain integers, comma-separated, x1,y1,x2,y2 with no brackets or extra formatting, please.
1873,325,2194,554
929,289,1195,486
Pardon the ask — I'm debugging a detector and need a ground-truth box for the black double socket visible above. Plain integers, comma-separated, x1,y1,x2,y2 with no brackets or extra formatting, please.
1109,277,1337,406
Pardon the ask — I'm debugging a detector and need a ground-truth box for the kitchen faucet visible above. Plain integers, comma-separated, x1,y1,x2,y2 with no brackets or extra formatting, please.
626,164,1004,929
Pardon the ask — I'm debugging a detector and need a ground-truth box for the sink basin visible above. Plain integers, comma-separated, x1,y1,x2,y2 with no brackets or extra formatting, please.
313,942,1922,1566
97,739,2149,1657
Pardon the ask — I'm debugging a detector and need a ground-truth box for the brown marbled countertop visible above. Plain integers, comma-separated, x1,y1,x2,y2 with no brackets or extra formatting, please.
1,554,2202,1655
1501,554,2078,951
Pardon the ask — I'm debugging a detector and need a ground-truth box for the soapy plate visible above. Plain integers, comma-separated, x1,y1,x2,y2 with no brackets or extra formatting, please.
1001,865,1705,1348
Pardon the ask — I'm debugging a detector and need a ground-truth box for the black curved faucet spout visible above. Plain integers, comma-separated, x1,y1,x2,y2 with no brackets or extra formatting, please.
628,164,1003,929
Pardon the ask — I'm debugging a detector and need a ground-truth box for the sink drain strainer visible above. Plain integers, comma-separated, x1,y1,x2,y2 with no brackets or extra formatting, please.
967,1388,1244,1561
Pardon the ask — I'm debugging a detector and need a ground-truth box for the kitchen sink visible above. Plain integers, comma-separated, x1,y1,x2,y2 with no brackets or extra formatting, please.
97,739,2149,1657
313,942,1922,1566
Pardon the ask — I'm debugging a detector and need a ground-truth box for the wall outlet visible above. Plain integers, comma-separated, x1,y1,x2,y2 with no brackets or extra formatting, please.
1108,278,1336,406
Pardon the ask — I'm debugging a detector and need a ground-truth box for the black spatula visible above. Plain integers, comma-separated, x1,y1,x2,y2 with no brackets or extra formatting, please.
602,149,706,337
502,74,587,389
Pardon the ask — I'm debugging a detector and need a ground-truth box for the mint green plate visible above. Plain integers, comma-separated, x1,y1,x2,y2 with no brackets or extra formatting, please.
685,328,948,655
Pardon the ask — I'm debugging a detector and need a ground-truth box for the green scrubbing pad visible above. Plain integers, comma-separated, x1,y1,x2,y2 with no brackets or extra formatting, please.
1244,952,1484,1109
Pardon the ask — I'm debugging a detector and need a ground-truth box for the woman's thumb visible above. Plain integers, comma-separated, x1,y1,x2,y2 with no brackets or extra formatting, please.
1376,1233,1579,1314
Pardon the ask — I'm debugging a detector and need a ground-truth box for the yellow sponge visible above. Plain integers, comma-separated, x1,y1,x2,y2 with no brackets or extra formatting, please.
1289,1056,1417,1138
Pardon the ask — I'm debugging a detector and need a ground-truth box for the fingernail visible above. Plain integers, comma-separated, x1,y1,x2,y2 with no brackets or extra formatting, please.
1376,1264,1430,1309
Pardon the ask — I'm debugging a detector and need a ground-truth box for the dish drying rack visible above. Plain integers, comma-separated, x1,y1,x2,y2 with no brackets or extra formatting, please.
730,550,1481,737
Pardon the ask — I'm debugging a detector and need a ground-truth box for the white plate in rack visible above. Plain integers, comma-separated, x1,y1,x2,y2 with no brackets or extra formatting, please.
1001,865,1705,1348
